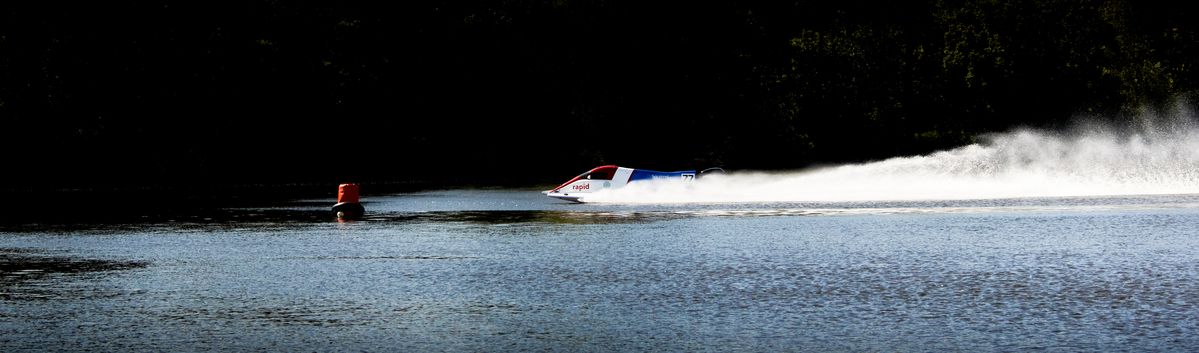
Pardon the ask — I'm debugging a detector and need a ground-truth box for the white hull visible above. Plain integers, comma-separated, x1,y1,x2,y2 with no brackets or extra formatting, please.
546,165,719,203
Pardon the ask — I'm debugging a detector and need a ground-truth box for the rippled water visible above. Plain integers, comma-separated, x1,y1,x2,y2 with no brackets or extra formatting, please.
2,190,1198,352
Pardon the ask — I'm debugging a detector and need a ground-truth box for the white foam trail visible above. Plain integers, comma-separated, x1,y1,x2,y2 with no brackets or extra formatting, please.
583,107,1199,203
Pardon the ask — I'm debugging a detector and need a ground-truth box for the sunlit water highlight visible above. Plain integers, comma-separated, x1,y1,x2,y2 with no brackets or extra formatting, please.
585,108,1199,203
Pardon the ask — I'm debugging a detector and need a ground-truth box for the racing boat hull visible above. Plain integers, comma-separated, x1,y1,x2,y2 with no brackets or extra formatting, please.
544,165,720,202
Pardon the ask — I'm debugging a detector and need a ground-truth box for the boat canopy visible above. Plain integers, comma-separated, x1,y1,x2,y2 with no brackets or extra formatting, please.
549,165,618,192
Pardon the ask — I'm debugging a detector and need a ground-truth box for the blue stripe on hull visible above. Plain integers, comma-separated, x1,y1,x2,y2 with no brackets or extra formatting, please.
628,169,697,181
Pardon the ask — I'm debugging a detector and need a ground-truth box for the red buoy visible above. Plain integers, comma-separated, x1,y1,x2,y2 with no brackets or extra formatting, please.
338,183,360,204
332,183,365,220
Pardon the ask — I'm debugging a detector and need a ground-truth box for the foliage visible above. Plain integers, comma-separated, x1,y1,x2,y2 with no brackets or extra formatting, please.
1,0,1195,188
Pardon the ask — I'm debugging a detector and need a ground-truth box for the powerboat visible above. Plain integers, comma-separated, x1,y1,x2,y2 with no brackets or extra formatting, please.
544,165,723,202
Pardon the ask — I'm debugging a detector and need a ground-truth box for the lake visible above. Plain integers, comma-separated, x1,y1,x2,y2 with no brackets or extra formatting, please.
2,189,1198,352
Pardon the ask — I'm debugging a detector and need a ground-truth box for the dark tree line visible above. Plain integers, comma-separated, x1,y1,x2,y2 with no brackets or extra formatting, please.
1,1,1195,191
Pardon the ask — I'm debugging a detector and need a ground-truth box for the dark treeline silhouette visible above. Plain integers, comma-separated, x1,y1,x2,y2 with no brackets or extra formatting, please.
2,0,1196,193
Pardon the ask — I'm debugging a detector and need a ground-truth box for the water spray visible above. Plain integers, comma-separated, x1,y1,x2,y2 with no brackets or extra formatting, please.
583,108,1199,203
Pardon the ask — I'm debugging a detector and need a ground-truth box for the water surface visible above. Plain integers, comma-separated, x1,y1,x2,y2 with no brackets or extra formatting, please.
2,190,1198,352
